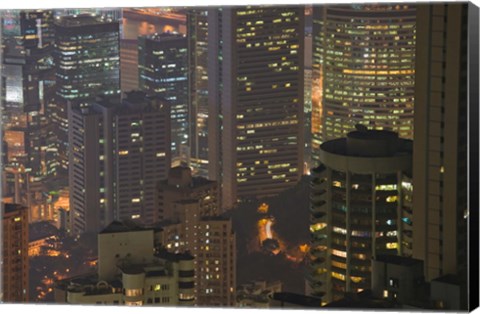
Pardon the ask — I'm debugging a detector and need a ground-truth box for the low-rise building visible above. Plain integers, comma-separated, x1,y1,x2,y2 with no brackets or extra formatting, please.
236,280,283,308
54,221,194,306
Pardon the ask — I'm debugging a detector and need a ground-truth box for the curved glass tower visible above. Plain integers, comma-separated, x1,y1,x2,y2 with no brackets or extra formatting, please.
311,4,416,165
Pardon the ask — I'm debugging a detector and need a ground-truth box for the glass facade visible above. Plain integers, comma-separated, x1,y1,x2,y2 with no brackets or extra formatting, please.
311,5,416,165
138,33,188,164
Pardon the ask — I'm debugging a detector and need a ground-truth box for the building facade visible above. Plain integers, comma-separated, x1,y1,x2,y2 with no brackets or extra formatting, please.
208,6,305,209
156,167,236,306
120,39,139,93
55,221,195,306
187,9,210,177
68,92,171,234
138,33,189,165
156,166,218,222
1,10,56,220
311,4,416,165
53,15,120,175
308,128,412,303
412,3,469,281
1,203,29,302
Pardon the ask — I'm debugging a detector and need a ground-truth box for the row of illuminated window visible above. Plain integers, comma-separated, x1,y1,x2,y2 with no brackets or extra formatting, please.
238,119,298,130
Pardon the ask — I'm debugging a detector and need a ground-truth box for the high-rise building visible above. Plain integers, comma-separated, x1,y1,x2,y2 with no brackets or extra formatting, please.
1,10,55,218
53,15,120,174
120,39,139,93
187,9,209,177
412,3,469,282
55,221,195,306
160,205,236,306
138,33,188,165
208,6,305,209
311,4,416,165
1,203,29,302
156,167,236,306
156,166,218,223
68,92,171,234
308,128,412,303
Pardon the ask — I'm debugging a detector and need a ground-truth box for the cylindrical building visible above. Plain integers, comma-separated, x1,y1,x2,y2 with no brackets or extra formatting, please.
307,128,412,303
311,4,416,165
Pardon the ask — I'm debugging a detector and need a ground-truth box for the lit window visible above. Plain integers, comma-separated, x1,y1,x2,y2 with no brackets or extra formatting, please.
332,271,345,281
386,195,398,203
386,242,398,249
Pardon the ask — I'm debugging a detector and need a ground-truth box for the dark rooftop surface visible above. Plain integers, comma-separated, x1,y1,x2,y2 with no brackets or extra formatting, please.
432,274,464,286
325,290,396,309
99,220,151,234
375,254,424,267
156,248,194,262
272,292,323,307
143,32,186,41
2,203,27,215
29,221,60,242
55,14,115,27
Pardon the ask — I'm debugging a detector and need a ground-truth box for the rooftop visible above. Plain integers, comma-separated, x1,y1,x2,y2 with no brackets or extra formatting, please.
375,254,424,267
325,290,396,309
2,202,27,216
320,127,412,158
55,14,116,28
271,292,323,308
143,32,186,41
99,220,152,235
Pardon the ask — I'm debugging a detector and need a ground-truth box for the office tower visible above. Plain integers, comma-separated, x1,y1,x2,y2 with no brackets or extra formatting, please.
304,31,313,172
311,4,416,165
157,167,236,306
413,3,469,281
68,92,171,234
308,128,412,303
208,6,305,209
120,39,139,93
156,166,218,222
53,15,120,174
138,33,189,165
1,10,56,220
187,9,209,177
55,221,195,306
1,203,29,302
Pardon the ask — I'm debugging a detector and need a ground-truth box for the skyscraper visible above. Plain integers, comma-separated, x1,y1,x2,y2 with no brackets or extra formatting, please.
308,128,412,303
412,3,469,281
311,4,416,165
53,15,120,175
1,10,55,218
138,33,189,165
187,9,209,177
1,203,29,302
208,6,305,209
120,39,139,93
68,92,171,234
